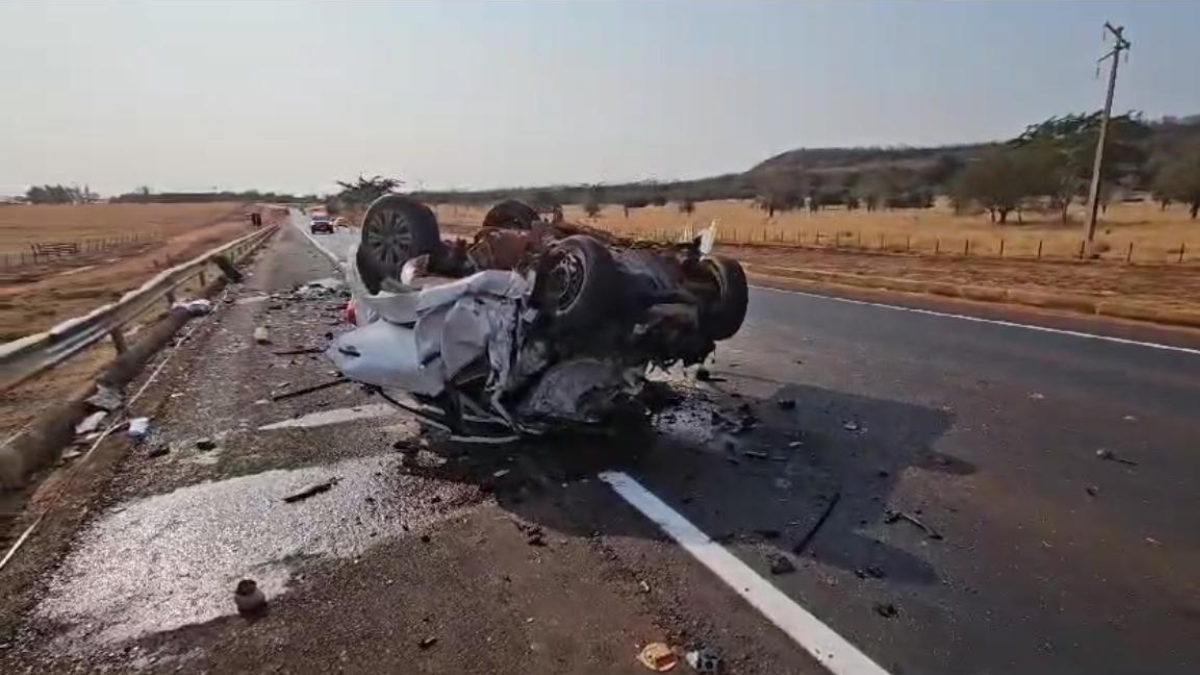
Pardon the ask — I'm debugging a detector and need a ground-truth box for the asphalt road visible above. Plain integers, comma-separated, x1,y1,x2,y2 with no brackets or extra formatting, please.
2,219,1199,675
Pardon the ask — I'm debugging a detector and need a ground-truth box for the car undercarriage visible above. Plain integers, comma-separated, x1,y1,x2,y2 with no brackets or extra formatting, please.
327,195,749,441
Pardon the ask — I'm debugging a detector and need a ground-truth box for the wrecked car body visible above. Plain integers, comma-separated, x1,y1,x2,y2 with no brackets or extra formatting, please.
327,195,748,440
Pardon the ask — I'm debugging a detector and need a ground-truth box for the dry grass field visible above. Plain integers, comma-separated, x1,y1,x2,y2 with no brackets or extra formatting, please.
437,199,1200,264
433,198,1200,312
0,203,257,340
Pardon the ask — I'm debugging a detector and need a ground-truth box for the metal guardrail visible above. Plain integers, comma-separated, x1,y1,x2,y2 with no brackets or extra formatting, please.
0,225,278,391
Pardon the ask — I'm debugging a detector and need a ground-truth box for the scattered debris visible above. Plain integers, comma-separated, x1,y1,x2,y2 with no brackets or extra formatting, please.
492,469,511,478
234,579,267,618
1085,485,1099,497
61,448,82,461
842,421,861,432
1123,415,1138,422
86,385,123,412
75,411,107,435
776,398,796,410
742,449,770,460
1095,448,1138,466
173,298,214,316
271,377,350,402
873,602,898,618
637,642,678,672
639,580,651,593
1145,537,1161,546
792,491,841,554
787,440,804,449
1029,392,1045,400
283,478,339,503
195,438,217,451
685,648,722,674
767,553,796,575
418,637,438,650
127,417,151,438
855,565,887,580
273,347,324,356
526,526,547,547
884,509,943,540
253,326,271,344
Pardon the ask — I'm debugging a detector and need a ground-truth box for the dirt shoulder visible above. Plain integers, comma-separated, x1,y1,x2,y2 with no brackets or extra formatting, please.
723,244,1200,314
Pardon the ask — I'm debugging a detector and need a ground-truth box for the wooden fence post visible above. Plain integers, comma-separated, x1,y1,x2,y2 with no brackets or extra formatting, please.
934,238,940,255
1037,240,1043,260
905,234,911,252
964,239,970,256
1078,240,1085,260
999,239,1005,258
1126,241,1134,263
815,230,822,245
1180,242,1186,264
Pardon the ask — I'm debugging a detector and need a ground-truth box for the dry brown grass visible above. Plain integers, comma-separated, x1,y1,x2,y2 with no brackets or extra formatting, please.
0,203,255,340
435,199,1200,264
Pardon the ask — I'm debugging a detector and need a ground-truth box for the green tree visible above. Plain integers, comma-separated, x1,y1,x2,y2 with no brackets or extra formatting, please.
335,175,403,206
1152,151,1200,219
951,147,1045,224
1012,112,1150,222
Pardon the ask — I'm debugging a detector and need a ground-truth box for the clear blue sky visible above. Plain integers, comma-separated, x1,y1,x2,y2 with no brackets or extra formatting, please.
1,1,1197,196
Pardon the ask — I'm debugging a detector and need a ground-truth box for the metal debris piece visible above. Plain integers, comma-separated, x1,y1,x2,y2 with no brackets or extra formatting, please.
418,637,438,650
873,602,898,618
1085,485,1099,497
253,326,271,344
1095,448,1138,466
283,478,339,503
842,421,861,432
884,509,943,540
855,566,887,580
685,648,722,674
767,553,796,575
173,298,213,316
86,385,123,412
637,642,678,672
793,491,841,554
273,347,324,356
75,411,107,435
1029,392,1045,400
127,417,151,438
234,579,267,617
270,377,350,402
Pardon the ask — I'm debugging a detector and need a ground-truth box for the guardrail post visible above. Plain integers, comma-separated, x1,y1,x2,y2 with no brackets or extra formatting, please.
109,328,128,354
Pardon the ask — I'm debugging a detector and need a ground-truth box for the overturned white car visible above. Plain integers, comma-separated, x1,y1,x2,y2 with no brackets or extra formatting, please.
328,196,748,441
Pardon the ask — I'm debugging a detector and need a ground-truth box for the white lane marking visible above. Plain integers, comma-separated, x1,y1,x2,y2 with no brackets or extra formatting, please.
600,471,892,675
259,404,402,430
754,285,1200,356
291,211,349,269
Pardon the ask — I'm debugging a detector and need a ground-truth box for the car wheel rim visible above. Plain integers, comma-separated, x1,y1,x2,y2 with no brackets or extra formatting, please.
545,250,585,312
364,207,413,267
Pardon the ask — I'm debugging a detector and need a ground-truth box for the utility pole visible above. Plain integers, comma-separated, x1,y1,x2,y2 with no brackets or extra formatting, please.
1083,22,1131,246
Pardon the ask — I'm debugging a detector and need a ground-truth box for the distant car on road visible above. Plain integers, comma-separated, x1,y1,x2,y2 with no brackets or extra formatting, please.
310,216,334,234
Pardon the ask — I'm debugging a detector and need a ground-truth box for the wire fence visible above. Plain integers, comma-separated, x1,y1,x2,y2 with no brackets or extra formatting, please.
599,223,1198,265
0,231,163,269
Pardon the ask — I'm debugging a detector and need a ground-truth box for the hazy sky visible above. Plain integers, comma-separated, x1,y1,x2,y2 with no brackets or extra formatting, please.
2,1,1198,197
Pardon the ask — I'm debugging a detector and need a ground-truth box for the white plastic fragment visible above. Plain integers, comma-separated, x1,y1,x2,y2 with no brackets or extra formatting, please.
75,411,107,435
127,417,151,438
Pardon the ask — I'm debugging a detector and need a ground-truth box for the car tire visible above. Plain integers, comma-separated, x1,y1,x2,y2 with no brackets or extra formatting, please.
698,255,748,340
483,200,538,230
534,235,617,333
359,195,444,290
